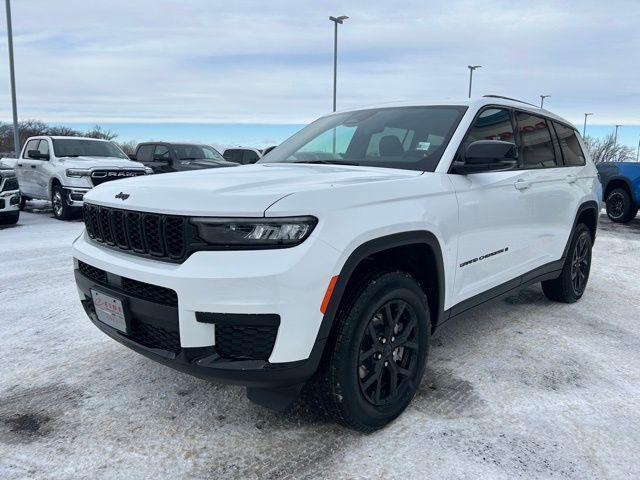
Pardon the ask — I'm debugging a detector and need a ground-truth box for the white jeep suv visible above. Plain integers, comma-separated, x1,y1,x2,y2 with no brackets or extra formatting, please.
72,97,600,431
15,136,147,219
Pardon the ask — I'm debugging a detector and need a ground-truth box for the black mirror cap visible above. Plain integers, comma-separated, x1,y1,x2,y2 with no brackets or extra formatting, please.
28,150,49,160
465,140,517,164
453,140,518,174
128,153,137,161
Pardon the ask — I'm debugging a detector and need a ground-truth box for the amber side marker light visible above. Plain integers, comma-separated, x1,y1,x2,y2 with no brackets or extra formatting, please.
320,275,339,314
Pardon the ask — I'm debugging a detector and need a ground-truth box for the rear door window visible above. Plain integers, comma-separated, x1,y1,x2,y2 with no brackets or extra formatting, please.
515,112,558,168
553,122,586,166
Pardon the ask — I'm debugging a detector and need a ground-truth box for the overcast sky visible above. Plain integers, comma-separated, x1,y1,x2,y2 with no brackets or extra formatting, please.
0,0,638,138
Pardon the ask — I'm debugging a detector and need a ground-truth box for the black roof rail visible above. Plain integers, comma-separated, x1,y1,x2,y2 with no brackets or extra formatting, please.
482,95,538,108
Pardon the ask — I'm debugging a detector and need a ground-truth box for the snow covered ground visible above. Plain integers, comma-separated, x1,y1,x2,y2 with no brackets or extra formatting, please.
1,207,639,479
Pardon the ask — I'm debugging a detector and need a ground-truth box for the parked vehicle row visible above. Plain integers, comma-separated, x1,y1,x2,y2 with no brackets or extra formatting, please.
0,137,278,223
131,142,237,174
72,97,601,431
10,137,147,220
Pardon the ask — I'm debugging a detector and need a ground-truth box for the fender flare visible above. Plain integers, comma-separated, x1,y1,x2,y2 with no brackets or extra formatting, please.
48,176,64,199
602,175,637,204
317,230,446,343
562,200,599,258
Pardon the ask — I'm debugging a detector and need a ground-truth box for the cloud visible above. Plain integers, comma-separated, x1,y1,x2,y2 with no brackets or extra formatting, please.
0,0,638,126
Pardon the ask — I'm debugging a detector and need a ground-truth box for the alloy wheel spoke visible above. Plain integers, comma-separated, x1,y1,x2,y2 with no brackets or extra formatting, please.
359,347,376,363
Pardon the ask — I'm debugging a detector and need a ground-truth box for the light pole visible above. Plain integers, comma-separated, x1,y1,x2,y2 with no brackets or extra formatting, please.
5,0,20,158
329,15,348,112
467,65,481,98
582,113,593,138
540,95,550,108
637,136,640,162
614,124,621,144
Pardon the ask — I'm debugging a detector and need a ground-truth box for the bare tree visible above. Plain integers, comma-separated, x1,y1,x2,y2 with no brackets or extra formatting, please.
117,140,138,156
584,133,635,164
0,120,120,155
84,125,118,141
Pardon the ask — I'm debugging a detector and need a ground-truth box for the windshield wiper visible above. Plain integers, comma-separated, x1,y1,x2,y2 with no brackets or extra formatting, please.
292,159,360,166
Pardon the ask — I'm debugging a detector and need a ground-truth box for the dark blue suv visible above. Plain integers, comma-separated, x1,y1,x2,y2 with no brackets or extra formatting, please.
597,162,640,223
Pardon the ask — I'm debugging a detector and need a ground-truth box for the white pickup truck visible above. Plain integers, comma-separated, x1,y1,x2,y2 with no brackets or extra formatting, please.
14,136,148,220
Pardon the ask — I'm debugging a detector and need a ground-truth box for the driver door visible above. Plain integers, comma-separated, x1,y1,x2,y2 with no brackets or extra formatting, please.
449,107,534,307
15,138,40,196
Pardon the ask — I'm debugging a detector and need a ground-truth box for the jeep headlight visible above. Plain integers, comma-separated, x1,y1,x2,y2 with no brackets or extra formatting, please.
191,216,317,248
66,169,92,178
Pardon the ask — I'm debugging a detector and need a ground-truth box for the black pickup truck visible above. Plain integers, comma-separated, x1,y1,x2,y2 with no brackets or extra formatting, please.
132,142,238,174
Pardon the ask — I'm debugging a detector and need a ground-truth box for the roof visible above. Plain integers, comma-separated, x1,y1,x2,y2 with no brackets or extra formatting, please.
330,96,571,126
137,141,210,146
29,136,113,141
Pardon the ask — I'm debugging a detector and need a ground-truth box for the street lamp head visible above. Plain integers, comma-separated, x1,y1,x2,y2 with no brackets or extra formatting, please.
468,65,482,70
329,15,349,23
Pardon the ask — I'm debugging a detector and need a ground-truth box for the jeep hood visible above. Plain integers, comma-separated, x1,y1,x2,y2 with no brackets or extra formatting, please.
60,156,145,169
83,163,421,216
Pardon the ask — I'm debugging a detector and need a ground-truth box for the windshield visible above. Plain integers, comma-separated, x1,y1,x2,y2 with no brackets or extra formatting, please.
173,144,225,164
259,106,467,171
52,139,129,159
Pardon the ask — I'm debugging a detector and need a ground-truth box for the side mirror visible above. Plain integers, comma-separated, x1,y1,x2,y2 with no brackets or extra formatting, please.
128,153,137,161
153,154,170,163
28,150,50,160
453,140,517,174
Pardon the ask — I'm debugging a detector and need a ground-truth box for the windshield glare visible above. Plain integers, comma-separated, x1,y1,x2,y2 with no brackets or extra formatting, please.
259,106,467,171
173,144,225,163
52,139,129,159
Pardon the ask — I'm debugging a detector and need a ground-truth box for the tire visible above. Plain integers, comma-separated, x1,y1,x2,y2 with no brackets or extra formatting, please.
51,184,74,220
0,211,19,225
542,224,592,303
605,187,638,223
311,271,431,431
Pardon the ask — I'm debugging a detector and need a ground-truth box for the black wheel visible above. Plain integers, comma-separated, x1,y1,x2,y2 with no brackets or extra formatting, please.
606,188,638,223
312,271,430,431
542,224,592,303
0,211,19,225
51,184,74,220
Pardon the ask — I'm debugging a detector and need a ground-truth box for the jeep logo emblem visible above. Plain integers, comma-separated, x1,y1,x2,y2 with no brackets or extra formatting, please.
115,192,130,201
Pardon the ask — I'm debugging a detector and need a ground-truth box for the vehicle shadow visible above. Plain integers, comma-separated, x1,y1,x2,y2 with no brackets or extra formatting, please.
597,213,640,234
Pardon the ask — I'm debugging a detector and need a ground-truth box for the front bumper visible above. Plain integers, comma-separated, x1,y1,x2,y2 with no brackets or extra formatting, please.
72,231,340,387
63,186,91,207
0,190,19,213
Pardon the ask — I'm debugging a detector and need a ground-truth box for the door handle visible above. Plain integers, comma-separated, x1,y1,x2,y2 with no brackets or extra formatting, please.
17,163,23,167
30,164,37,169
566,175,577,184
514,179,531,191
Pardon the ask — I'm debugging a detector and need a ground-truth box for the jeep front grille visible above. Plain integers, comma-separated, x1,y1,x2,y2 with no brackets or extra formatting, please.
90,170,145,186
83,204,187,262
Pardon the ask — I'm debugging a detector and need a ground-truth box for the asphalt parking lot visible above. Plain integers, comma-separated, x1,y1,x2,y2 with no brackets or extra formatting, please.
1,207,639,480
